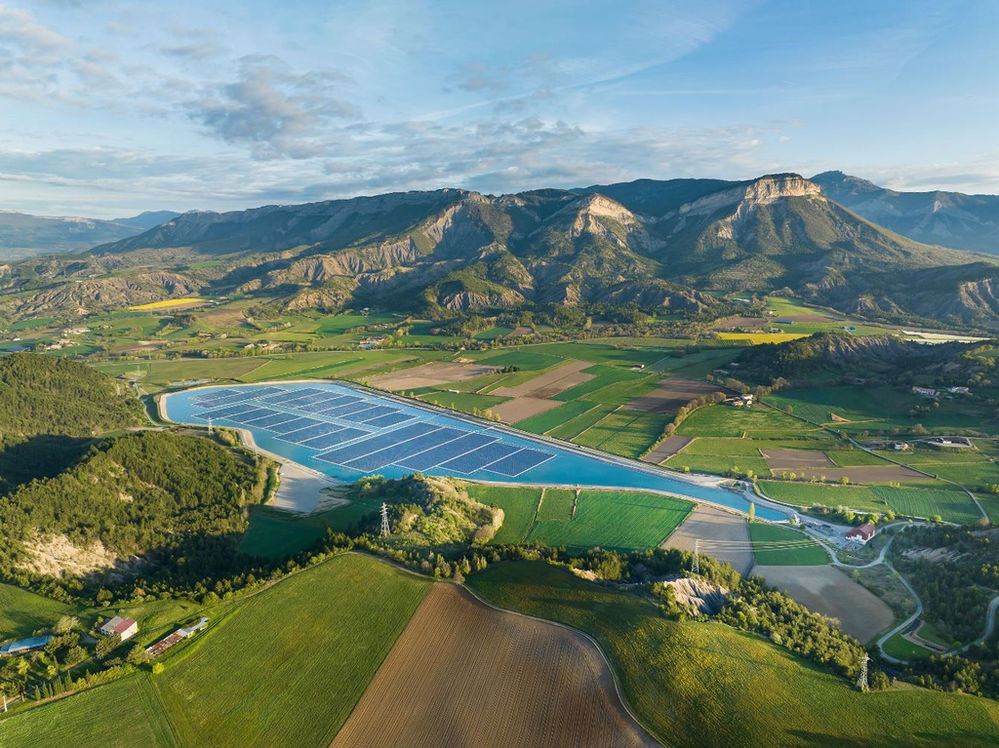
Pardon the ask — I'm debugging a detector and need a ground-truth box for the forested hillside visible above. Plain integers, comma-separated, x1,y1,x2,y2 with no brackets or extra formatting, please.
0,353,142,436
0,431,270,599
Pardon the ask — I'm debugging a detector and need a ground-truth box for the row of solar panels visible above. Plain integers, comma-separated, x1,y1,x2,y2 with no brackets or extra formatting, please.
191,387,554,478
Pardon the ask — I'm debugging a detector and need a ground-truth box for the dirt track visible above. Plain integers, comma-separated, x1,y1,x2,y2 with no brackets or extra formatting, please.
752,565,894,643
663,505,752,576
332,584,657,748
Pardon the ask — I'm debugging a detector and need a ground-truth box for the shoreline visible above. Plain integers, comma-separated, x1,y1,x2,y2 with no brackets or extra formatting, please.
160,380,790,521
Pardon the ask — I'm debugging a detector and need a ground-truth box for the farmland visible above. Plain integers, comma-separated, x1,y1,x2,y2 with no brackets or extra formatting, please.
474,486,692,551
2,553,431,746
467,560,999,747
749,522,830,565
0,582,71,639
332,584,655,747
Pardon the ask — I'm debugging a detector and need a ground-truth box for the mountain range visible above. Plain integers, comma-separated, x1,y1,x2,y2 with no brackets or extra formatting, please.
0,210,181,261
2,174,999,328
812,171,999,254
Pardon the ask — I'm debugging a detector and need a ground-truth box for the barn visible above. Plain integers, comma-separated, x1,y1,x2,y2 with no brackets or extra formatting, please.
846,523,876,544
99,616,139,641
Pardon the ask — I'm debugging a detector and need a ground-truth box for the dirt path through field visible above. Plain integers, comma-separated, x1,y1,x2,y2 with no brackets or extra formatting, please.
332,583,657,747
752,564,894,643
663,505,752,575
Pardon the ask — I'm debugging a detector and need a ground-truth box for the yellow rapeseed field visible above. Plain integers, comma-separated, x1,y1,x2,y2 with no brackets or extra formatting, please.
128,297,208,311
715,332,808,344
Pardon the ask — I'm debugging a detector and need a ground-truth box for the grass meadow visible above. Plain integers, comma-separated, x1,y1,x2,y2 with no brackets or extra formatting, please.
467,560,999,747
0,582,71,639
749,522,830,565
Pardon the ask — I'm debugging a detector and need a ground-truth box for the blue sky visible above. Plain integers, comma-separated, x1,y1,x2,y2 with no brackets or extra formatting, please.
0,0,996,217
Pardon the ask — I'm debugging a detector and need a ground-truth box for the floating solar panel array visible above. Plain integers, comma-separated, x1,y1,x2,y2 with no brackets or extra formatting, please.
190,385,554,478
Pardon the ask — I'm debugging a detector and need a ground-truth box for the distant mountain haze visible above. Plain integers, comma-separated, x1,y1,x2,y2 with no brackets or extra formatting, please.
0,210,181,260
812,171,999,255
2,175,998,328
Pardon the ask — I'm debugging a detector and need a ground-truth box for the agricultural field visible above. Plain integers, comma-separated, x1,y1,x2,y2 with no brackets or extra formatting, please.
748,522,830,565
0,582,71,639
128,297,208,311
332,584,655,747
675,404,816,439
463,484,542,545
757,481,888,513
572,409,669,458
664,504,753,575
751,565,893,643
153,553,430,745
467,560,999,747
882,632,934,661
871,486,984,524
477,487,692,551
0,675,178,747
766,386,996,435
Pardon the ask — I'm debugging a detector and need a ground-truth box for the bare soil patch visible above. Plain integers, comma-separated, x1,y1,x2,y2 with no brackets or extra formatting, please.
711,316,768,330
493,360,594,399
768,465,925,482
752,565,894,643
268,460,340,513
17,533,121,578
642,435,693,464
762,448,836,470
332,584,656,748
664,505,752,576
494,396,561,423
367,361,499,390
628,378,721,415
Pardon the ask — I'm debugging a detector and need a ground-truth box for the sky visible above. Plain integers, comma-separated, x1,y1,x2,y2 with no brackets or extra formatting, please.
1,0,997,217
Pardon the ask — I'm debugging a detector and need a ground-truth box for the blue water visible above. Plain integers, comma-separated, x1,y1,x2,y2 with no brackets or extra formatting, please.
163,381,786,521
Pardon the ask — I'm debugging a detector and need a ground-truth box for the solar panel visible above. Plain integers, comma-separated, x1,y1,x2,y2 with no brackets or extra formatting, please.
196,404,252,419
240,408,283,424
400,433,497,471
344,428,466,471
485,449,554,477
364,412,415,429
194,389,238,404
300,428,368,450
227,407,273,423
337,405,385,422
439,443,521,474
314,422,439,465
250,412,303,429
256,391,301,406
279,422,344,443
313,395,363,413
269,416,324,434
355,405,397,422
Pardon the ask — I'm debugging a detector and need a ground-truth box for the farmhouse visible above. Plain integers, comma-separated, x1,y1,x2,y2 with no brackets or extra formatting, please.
912,386,938,398
947,386,971,395
892,442,912,451
724,394,755,407
99,616,138,641
846,523,876,544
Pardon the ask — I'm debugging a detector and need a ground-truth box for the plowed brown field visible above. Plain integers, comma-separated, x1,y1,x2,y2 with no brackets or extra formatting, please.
331,583,658,748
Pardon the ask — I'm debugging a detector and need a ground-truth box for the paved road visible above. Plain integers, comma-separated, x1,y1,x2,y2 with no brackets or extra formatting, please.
876,565,925,664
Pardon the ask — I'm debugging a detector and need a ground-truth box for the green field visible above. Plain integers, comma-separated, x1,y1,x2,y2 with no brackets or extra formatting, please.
676,404,815,439
546,403,617,441
882,632,934,661
473,349,565,370
536,487,576,521
479,487,692,551
758,481,888,512
1,554,430,745
467,560,999,746
871,486,984,524
0,582,71,640
749,522,830,565
512,400,593,432
528,490,692,551
0,674,178,747
464,484,541,545
572,409,668,458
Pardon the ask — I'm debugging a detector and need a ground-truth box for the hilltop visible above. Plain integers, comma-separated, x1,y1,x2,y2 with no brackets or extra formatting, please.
0,210,179,261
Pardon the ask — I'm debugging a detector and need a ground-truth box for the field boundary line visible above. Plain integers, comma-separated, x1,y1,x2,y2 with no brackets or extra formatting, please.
461,579,665,747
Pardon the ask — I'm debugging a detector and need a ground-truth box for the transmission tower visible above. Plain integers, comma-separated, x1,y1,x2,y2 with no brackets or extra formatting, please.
857,652,870,692
380,502,390,536
691,538,700,575
207,416,213,436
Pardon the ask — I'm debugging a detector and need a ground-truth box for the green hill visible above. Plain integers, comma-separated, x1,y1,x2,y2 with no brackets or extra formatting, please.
0,353,142,437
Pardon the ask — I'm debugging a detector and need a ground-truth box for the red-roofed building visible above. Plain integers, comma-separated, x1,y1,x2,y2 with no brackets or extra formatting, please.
99,616,138,641
846,523,876,544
